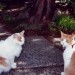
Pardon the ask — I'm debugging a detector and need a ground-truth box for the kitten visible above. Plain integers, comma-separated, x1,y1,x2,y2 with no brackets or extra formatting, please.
60,31,75,75
0,30,25,72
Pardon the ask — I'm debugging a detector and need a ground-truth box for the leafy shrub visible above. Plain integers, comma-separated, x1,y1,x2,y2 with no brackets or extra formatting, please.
58,16,75,32
53,14,67,26
54,14,75,33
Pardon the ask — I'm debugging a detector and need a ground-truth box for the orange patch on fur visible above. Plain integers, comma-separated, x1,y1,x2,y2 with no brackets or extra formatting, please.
0,57,8,67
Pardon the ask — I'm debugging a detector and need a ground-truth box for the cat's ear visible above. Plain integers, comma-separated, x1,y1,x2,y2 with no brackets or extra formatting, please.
60,31,65,39
20,30,25,36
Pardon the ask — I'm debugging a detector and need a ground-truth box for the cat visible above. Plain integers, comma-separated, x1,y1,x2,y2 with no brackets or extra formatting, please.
0,30,25,73
60,31,75,75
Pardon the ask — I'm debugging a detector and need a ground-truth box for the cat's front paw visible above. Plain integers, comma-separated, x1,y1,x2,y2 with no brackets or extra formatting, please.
11,63,17,69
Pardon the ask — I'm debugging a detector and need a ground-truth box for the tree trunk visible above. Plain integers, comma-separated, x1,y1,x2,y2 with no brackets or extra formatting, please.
29,0,56,24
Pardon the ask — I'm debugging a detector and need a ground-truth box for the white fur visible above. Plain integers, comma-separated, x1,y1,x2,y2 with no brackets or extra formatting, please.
61,72,65,75
61,38,75,66
60,38,75,75
63,44,74,68
0,31,25,73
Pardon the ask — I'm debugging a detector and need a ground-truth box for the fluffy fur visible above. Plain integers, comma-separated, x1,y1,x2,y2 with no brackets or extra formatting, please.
0,30,25,73
60,31,75,75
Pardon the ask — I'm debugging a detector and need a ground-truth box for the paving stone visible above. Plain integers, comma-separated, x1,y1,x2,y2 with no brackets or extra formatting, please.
16,36,63,68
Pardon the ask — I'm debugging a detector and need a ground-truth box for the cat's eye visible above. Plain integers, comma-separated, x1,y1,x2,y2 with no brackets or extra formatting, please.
18,37,22,41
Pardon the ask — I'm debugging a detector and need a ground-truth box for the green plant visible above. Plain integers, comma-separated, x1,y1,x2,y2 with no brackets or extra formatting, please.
53,14,66,26
58,16,75,32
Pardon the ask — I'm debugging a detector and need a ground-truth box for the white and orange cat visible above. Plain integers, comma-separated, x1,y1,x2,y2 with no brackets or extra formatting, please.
0,30,25,73
60,31,75,75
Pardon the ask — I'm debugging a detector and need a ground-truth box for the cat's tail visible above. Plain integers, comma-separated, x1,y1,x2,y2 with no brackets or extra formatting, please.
0,57,11,73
